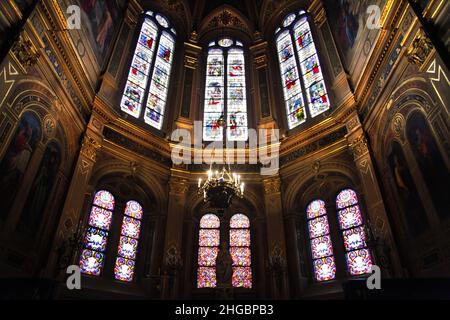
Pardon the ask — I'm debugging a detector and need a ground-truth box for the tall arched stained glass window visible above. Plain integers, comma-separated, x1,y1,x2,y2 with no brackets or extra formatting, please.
114,200,144,282
336,189,373,276
203,39,248,141
120,11,176,130
79,190,115,276
197,214,220,288
276,11,330,130
230,214,252,288
306,200,336,282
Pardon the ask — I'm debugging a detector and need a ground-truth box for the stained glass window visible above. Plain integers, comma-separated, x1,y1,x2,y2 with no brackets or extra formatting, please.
197,214,220,288
203,38,248,142
276,11,330,130
306,200,336,282
80,190,115,276
115,200,144,282
120,12,175,130
230,214,252,288
336,189,373,276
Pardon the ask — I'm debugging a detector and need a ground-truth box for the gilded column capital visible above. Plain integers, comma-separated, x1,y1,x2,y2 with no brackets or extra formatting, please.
80,135,101,161
263,176,282,195
406,28,434,67
11,35,40,69
169,177,189,194
350,134,369,159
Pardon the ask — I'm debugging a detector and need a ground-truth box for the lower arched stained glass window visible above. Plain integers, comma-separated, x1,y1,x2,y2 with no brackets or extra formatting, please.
114,200,144,282
79,190,115,276
230,214,252,288
336,189,373,276
197,214,220,288
306,199,336,282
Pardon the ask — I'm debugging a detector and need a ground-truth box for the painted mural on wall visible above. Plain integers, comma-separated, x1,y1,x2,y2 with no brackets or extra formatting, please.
324,0,387,70
406,112,450,219
0,112,41,220
388,142,429,236
76,0,127,66
18,142,61,236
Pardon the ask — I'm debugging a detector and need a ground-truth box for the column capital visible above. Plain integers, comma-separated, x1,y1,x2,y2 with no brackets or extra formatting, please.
263,176,282,195
169,176,189,195
80,135,101,162
349,134,369,159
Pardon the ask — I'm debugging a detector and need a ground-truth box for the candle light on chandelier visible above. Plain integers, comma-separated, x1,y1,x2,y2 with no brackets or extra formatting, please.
197,165,244,209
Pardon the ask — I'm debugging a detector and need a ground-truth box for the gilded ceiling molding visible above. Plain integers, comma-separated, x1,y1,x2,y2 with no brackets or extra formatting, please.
356,0,408,105
38,1,93,114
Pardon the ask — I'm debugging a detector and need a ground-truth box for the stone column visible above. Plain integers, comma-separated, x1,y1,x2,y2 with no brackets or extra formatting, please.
44,128,101,276
174,32,202,137
263,176,289,298
249,37,278,132
346,113,402,277
161,172,189,298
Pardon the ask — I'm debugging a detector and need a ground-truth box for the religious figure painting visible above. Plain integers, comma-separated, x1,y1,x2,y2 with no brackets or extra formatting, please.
406,112,450,218
324,0,387,69
77,0,127,65
0,113,41,219
388,142,429,236
18,142,61,237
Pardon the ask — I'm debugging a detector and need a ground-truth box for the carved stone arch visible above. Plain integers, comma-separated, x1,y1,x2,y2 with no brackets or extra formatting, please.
284,160,359,215
143,0,192,37
378,89,435,164
198,5,254,41
90,159,167,215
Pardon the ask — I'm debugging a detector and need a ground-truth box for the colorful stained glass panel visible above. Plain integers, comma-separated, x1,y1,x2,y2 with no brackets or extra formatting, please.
306,199,326,219
199,229,220,247
343,226,367,251
118,236,138,260
88,207,113,231
93,190,115,210
336,189,359,209
310,235,333,259
121,19,158,118
84,228,108,252
114,257,135,282
198,247,218,266
338,206,363,230
144,31,175,130
230,214,250,228
125,201,143,219
79,249,104,276
197,267,216,288
308,216,330,239
313,257,336,282
230,247,251,266
283,13,296,27
200,214,220,229
346,249,373,276
230,229,250,247
232,267,252,288
121,217,141,239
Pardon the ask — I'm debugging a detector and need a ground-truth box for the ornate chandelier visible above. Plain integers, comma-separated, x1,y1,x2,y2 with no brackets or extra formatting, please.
198,166,244,209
